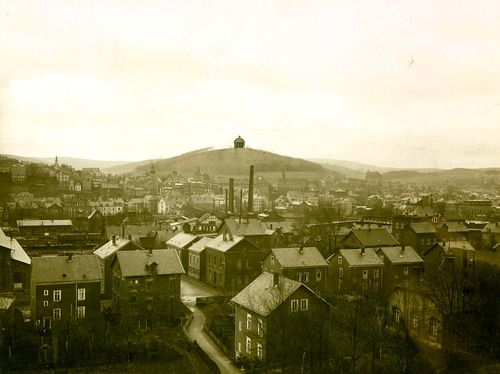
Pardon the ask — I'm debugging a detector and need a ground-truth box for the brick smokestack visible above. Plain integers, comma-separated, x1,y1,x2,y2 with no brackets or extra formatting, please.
248,165,254,214
229,178,234,214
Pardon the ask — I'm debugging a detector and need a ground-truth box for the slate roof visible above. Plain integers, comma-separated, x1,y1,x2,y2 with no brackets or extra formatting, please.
446,241,476,251
17,219,73,227
224,218,266,236
188,237,213,253
0,234,31,265
441,222,468,233
206,234,245,252
166,232,198,249
115,249,185,277
410,222,437,234
338,248,384,267
94,237,142,259
231,272,302,316
271,247,328,268
378,246,424,264
350,228,399,247
31,255,102,284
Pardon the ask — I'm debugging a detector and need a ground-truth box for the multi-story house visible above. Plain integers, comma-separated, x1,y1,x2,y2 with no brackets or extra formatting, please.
402,222,439,254
166,232,199,271
437,222,469,243
262,246,328,296
327,248,384,296
204,233,268,293
187,236,213,281
231,272,331,366
111,248,185,329
219,218,275,250
423,241,476,275
93,236,145,305
0,232,31,305
481,222,500,250
377,246,424,293
30,254,102,330
341,228,399,249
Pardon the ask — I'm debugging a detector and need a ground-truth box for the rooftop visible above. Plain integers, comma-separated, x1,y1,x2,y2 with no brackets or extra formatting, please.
337,248,384,267
31,255,102,284
188,236,213,253
206,233,245,252
0,234,31,265
378,246,424,264
231,272,302,316
17,219,73,227
94,237,142,259
410,222,438,234
166,232,198,249
271,247,327,268
115,249,185,277
350,228,399,247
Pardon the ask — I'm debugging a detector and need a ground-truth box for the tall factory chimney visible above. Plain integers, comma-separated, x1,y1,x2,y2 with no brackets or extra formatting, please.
229,178,234,214
247,165,254,214
225,188,228,215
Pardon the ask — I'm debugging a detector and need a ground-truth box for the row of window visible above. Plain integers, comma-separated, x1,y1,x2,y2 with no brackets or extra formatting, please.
43,288,85,302
338,267,408,279
296,271,322,283
207,254,223,266
291,299,308,312
49,306,86,320
243,314,264,336
238,337,263,360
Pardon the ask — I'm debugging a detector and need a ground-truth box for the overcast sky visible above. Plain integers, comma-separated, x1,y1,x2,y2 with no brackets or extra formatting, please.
0,1,499,169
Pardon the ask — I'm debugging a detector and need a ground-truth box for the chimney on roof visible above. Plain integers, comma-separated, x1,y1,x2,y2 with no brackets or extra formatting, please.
248,165,254,214
299,245,304,254
272,271,279,288
112,235,116,245
401,245,405,254
361,247,365,256
67,253,73,263
148,248,153,256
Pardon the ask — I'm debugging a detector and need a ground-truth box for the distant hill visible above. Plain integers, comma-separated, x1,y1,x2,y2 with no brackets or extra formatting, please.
1,154,129,170
311,158,443,174
382,168,500,183
107,147,328,176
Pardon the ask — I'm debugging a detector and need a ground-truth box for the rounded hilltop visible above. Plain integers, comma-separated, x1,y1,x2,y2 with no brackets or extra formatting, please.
109,136,327,176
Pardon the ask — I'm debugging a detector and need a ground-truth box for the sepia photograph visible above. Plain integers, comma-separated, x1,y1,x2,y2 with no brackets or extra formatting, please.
0,1,499,373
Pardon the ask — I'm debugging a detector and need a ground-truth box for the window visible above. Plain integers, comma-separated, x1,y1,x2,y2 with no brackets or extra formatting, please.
146,279,153,290
53,308,61,320
77,306,85,318
362,270,368,279
257,343,263,360
271,256,274,266
374,269,379,279
237,259,242,270
257,319,264,337
394,308,401,323
339,268,343,278
246,337,252,354
338,256,342,265
238,342,242,353
43,289,49,296
297,273,302,282
246,313,252,330
77,288,85,301
300,299,309,311
316,270,322,281
303,272,309,282
404,267,409,276
43,301,48,307
374,281,379,289
291,299,299,312
239,321,242,331
353,277,357,283
431,319,440,337
362,283,368,291
53,290,61,302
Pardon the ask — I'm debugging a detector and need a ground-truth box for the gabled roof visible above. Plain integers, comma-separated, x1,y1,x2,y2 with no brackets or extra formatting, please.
441,222,468,233
114,249,185,277
205,234,245,252
31,255,101,284
446,240,476,251
410,222,437,234
349,228,399,247
188,236,213,253
482,222,500,234
378,246,424,264
166,232,198,249
271,247,327,268
88,209,103,220
93,237,143,259
337,248,384,267
231,272,302,316
223,218,266,236
17,219,73,227
0,234,31,265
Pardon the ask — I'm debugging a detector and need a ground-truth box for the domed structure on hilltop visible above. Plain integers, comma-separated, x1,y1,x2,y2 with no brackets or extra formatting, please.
234,135,245,149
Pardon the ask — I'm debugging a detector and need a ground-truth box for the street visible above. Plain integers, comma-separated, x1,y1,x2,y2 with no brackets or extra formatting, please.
181,276,241,374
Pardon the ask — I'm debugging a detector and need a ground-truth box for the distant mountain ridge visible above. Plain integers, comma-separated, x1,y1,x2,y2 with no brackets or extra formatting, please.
1,154,129,170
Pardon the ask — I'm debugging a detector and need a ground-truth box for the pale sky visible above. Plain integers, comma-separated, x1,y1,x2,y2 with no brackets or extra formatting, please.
0,0,499,169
